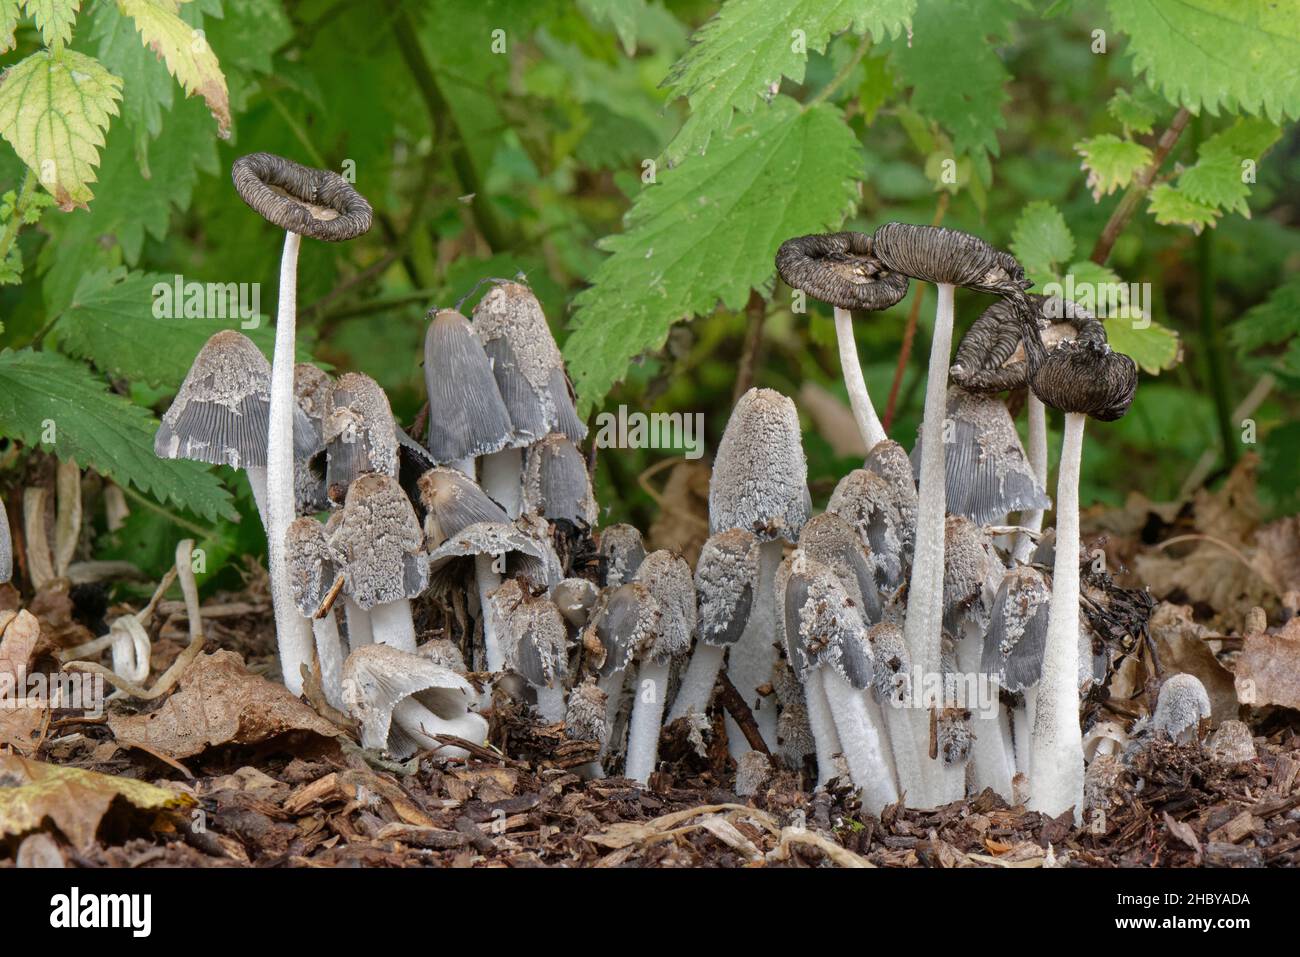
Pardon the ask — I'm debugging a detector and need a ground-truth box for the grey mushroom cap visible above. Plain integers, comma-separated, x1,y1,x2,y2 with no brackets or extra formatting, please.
492,579,569,689
980,565,1052,693
324,372,399,501
633,550,697,664
1151,673,1211,744
826,468,908,589
471,281,587,445
694,528,759,647
774,231,909,311
599,524,646,587
522,433,597,526
155,330,314,469
341,644,480,759
1019,304,1138,420
868,621,911,705
0,503,11,583
564,678,608,744
709,388,811,543
553,577,599,627
910,387,1051,525
417,466,509,547
231,152,373,242
294,364,333,447
423,309,515,464
798,511,883,627
417,638,468,674
424,516,562,596
783,551,873,690
871,221,1030,296
940,516,1002,635
285,517,336,617
328,473,428,609
584,581,660,678
950,294,1092,394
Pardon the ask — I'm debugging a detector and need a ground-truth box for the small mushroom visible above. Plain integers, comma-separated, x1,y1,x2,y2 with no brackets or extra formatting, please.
522,432,597,527
981,565,1052,784
583,581,661,765
1151,673,1211,746
293,364,332,514
598,523,646,587
285,516,347,708
416,466,509,547
553,577,599,627
564,677,609,746
323,372,399,505
826,468,909,589
491,579,570,722
422,308,514,475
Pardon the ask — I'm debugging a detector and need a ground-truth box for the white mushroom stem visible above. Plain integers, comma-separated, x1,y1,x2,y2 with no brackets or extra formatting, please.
1013,695,1035,777
450,457,476,478
345,599,374,652
902,281,959,807
666,642,724,722
246,465,270,528
597,668,628,760
481,448,523,518
535,684,567,724
1014,394,1049,563
958,627,1014,799
370,599,418,653
624,659,670,784
266,231,313,697
804,672,843,788
1028,411,1086,822
391,697,486,760
312,613,346,710
834,306,887,453
474,553,505,671
725,539,782,755
821,669,899,814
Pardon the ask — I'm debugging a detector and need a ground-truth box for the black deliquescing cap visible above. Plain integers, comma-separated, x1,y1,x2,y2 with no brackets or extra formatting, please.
231,153,373,242
775,231,910,311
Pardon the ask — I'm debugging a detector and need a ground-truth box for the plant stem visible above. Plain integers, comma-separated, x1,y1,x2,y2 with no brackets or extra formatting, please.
0,169,37,267
1197,186,1235,467
732,291,765,404
806,34,871,109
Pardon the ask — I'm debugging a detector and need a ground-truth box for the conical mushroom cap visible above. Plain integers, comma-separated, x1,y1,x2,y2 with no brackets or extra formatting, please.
285,516,336,617
294,364,333,442
231,153,372,242
424,517,562,595
775,231,909,311
417,466,509,546
694,528,759,647
868,621,911,705
341,644,482,759
584,581,659,678
553,577,599,627
633,550,696,663
709,387,810,543
940,515,1002,635
798,511,883,627
599,524,646,587
872,222,1029,295
423,309,514,463
827,468,908,589
783,551,873,689
980,565,1052,693
471,281,586,444
491,579,569,689
324,372,399,500
522,433,596,526
328,473,427,609
863,438,917,554
564,678,608,744
1152,673,1211,744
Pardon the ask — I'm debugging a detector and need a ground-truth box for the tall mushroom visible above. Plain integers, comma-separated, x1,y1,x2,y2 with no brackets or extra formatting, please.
230,153,372,697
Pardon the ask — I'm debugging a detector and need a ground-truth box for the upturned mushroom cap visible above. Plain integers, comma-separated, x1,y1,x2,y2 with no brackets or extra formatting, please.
424,516,562,595
798,511,883,627
782,551,873,690
490,579,570,690
950,293,1091,394
417,466,509,547
599,524,646,587
328,473,427,609
910,386,1051,525
471,281,587,444
584,581,660,678
980,565,1052,693
323,372,399,501
553,577,599,627
709,388,811,543
871,222,1030,295
633,550,696,664
827,468,908,588
231,152,373,242
774,231,909,311
423,309,514,464
1151,673,1211,745
941,515,1003,635
522,433,597,526
156,330,313,468
694,528,759,647
285,517,336,617
341,644,484,759
1020,307,1138,420
564,678,608,744
868,621,911,705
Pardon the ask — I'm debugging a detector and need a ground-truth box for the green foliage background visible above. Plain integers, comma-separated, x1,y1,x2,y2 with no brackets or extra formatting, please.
0,0,1297,588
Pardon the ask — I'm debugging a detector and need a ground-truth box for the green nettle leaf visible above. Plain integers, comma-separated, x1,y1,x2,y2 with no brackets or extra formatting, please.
1107,0,1300,122
1106,88,1157,135
1104,317,1180,374
1074,134,1151,200
1147,182,1219,233
1010,200,1074,288
662,0,914,164
116,0,231,137
1230,270,1300,370
0,50,123,210
22,0,79,47
90,0,175,175
578,0,644,55
1175,118,1282,218
56,268,280,388
0,349,238,522
564,98,863,413
0,0,21,52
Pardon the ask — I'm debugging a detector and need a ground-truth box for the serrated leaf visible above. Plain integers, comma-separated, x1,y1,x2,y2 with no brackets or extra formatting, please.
1106,88,1157,135
1108,0,1300,122
1010,200,1074,288
1176,117,1282,218
116,0,230,137
1230,270,1300,359
0,349,237,522
1075,133,1151,201
1147,182,1219,233
564,98,862,414
1104,316,1179,373
578,0,644,55
662,0,914,164
22,0,78,47
0,0,21,52
0,50,123,211
89,0,174,176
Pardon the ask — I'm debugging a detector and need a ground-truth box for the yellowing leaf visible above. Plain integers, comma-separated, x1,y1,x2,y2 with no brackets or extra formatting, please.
1147,182,1218,234
1105,316,1180,373
1075,133,1151,200
0,50,122,211
117,0,230,137
22,0,79,47
0,0,21,53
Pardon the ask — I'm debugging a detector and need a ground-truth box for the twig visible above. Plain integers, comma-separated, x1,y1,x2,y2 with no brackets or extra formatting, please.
732,291,766,403
314,573,346,619
716,673,771,756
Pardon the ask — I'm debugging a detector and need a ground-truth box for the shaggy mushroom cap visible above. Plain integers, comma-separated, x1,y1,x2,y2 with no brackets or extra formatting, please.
827,468,909,588
1151,673,1211,745
284,517,336,618
599,524,646,587
522,433,597,526
417,466,509,547
341,644,482,759
774,231,909,311
424,515,562,596
709,388,811,542
798,511,882,627
328,473,428,609
564,678,608,744
1020,308,1138,421
871,222,1030,296
734,750,773,797
633,550,697,665
584,581,660,678
980,565,1052,693
694,528,760,647
553,577,599,627
940,515,1003,635
868,621,911,706
491,579,570,690
471,280,586,444
323,372,399,501
231,152,373,242
911,386,1051,525
423,309,515,464
783,551,873,690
